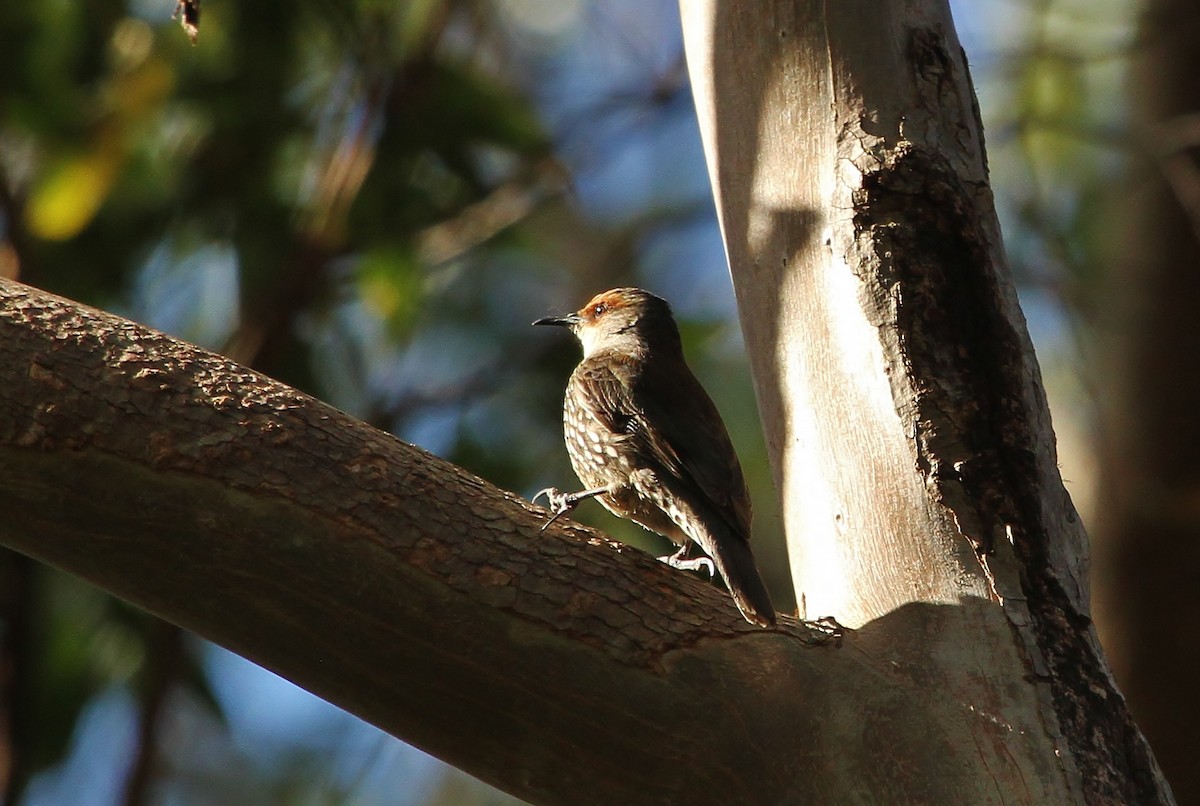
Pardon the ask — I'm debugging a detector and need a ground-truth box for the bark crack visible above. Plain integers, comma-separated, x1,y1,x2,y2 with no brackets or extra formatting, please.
853,140,1167,804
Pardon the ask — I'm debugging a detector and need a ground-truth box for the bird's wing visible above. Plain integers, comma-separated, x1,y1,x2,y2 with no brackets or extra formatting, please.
634,364,753,539
573,356,752,538
570,360,641,437
574,356,772,625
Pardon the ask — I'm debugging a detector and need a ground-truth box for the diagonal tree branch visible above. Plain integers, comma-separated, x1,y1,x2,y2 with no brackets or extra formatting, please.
0,277,1103,803
0,279,798,798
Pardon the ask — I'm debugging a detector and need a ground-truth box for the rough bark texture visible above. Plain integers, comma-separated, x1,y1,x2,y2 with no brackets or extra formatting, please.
0,1,1178,802
0,275,1131,804
1092,3,1200,803
681,1,1171,803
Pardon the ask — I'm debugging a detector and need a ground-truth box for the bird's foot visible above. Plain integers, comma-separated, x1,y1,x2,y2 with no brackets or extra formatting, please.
532,486,607,531
659,547,715,578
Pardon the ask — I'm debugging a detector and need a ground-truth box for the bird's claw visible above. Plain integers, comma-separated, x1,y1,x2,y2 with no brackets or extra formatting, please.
533,486,568,512
659,552,716,578
533,485,609,531
533,486,576,532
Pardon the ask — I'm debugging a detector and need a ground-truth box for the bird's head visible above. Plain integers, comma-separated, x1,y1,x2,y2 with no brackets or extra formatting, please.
534,287,680,359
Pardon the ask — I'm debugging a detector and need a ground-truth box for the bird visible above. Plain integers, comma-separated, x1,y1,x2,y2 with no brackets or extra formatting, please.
533,287,776,627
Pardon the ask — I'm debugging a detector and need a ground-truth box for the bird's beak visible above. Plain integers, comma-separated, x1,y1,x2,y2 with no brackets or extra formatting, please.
533,312,582,328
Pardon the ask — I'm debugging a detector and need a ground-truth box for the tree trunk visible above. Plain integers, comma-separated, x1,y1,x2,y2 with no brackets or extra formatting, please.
0,1,1174,803
1092,2,1200,802
0,278,1059,804
681,0,1171,802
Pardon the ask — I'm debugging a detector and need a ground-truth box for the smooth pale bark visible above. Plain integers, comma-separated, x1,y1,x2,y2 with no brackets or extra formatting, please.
681,1,1170,803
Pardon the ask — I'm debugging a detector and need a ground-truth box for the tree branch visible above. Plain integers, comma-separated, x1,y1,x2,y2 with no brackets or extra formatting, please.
0,278,1112,803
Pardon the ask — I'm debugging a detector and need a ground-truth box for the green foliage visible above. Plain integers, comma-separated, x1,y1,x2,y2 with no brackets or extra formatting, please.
977,0,1135,316
0,1,755,802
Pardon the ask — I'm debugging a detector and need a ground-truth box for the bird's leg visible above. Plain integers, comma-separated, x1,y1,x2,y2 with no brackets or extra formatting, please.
659,542,715,578
532,485,609,531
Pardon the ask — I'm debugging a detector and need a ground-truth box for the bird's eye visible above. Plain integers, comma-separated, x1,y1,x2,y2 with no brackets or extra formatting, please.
592,303,607,316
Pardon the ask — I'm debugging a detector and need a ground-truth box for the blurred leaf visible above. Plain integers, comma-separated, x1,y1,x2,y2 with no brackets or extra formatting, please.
357,244,424,335
25,146,121,240
1017,53,1091,177
431,61,547,156
25,572,113,771
1019,54,1086,120
393,0,445,55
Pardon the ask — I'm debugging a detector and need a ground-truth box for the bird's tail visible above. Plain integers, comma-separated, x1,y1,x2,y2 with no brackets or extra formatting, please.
709,535,776,627
643,479,776,626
